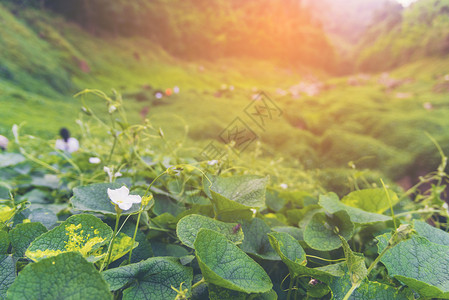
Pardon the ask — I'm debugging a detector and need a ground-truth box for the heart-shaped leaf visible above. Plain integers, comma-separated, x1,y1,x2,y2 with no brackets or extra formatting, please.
328,270,413,300
0,255,15,298
71,183,146,215
205,175,269,214
176,214,243,248
268,232,344,281
9,222,47,257
7,252,111,299
194,228,272,293
25,214,112,262
304,211,354,251
240,218,279,260
341,188,399,214
102,257,193,300
377,233,449,299
319,193,391,224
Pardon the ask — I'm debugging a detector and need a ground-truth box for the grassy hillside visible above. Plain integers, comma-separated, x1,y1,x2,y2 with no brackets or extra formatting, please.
358,0,449,71
1,2,449,195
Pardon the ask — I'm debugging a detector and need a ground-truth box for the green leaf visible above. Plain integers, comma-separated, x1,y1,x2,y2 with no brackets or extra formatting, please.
176,214,244,249
194,229,272,293
151,242,189,257
205,175,269,214
0,153,25,168
414,220,449,246
267,232,344,281
25,214,112,262
6,252,111,300
319,193,391,224
304,211,354,251
341,188,399,214
271,226,302,240
0,186,10,200
97,233,138,264
9,222,47,257
71,183,143,215
328,270,412,300
377,233,449,299
0,230,9,254
0,255,15,298
208,284,278,300
240,218,279,260
340,236,367,286
102,257,193,300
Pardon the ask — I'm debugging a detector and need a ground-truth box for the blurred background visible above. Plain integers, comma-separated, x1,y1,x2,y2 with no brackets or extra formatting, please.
1,0,449,194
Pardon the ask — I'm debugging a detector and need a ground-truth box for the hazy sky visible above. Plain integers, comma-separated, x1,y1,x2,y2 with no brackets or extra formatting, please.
395,0,417,6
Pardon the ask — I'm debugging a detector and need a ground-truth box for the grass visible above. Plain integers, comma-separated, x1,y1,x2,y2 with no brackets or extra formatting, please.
1,3,449,191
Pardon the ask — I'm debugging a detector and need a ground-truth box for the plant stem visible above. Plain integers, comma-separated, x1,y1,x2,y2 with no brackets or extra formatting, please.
101,208,121,271
287,273,294,300
343,244,392,300
127,203,143,264
342,283,359,300
191,278,205,291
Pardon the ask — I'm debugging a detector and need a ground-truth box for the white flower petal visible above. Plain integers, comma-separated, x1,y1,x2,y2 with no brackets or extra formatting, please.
107,186,129,204
118,202,133,210
127,194,142,204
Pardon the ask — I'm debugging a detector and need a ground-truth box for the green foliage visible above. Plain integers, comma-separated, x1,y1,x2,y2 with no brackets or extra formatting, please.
176,214,244,249
0,255,16,299
25,214,113,262
7,252,111,300
103,257,193,300
194,229,273,294
71,183,145,215
9,222,47,257
319,193,391,224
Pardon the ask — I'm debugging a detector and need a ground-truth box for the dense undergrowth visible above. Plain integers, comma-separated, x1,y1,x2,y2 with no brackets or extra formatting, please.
1,90,449,299
2,2,449,299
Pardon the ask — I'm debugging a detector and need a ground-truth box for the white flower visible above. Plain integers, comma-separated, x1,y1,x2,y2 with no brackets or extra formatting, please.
280,183,288,190
108,105,117,114
207,160,218,166
173,86,180,94
107,186,141,210
114,171,122,178
89,157,101,164
12,124,19,143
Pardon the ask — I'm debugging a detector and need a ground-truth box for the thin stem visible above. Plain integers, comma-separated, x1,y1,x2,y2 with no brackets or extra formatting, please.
191,278,205,291
287,273,294,300
100,208,121,271
381,179,397,230
342,284,359,300
395,209,443,218
127,202,144,264
107,134,118,164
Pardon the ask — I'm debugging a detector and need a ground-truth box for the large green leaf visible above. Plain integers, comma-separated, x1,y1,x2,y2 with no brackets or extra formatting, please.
102,257,193,300
176,214,244,249
304,211,354,251
240,218,279,260
0,153,25,168
328,271,412,300
71,183,146,215
267,232,344,281
414,220,449,246
25,214,112,262
377,233,449,299
0,230,9,254
194,229,272,293
0,255,15,299
9,222,47,257
6,252,111,299
208,284,278,300
341,188,399,214
205,175,269,214
340,236,367,287
319,193,391,224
